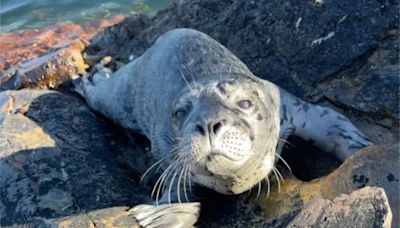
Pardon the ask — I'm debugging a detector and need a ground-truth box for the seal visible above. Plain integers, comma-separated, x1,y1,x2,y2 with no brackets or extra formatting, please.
77,28,372,227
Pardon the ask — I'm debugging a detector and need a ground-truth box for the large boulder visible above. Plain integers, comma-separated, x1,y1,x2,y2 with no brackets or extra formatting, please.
287,187,392,228
253,144,399,228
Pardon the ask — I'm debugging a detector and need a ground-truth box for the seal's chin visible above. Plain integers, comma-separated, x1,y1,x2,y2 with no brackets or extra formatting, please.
204,151,249,176
191,153,275,195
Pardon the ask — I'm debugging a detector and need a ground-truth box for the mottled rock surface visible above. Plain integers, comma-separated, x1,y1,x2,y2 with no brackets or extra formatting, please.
254,144,400,228
0,17,124,91
1,39,88,91
287,187,392,228
0,17,124,73
0,90,146,227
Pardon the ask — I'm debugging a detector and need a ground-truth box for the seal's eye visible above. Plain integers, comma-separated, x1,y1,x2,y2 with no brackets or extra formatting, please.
174,109,187,119
238,99,254,110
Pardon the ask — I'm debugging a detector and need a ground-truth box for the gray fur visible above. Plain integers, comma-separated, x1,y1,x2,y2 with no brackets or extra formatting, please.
78,28,372,227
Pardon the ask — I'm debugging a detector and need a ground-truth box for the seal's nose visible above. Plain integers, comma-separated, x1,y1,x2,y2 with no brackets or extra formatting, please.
210,121,223,136
194,119,225,137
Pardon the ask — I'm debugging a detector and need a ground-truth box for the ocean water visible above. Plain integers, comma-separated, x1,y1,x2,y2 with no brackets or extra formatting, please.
0,0,177,34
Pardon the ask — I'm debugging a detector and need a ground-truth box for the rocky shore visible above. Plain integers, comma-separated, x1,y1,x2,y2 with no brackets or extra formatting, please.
1,0,399,227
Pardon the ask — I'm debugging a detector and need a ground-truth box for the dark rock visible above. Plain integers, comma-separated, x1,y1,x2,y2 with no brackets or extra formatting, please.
0,90,147,227
85,0,399,132
318,29,400,124
1,0,399,227
89,0,399,99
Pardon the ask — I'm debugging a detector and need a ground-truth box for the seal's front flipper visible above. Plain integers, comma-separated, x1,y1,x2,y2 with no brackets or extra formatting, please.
128,202,200,228
278,89,373,161
70,75,85,97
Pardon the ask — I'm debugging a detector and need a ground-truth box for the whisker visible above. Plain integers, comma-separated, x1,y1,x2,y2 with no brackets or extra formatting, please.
152,169,169,205
171,137,183,140
265,176,270,198
176,164,186,204
167,165,180,205
179,67,193,91
272,167,281,193
256,181,262,200
140,154,173,182
158,160,180,203
275,153,292,173
182,62,198,90
188,165,193,192
278,138,294,148
191,73,198,90
183,164,189,202
274,167,285,182
152,158,178,204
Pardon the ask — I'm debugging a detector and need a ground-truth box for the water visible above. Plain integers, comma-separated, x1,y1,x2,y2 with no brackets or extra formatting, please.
0,0,177,34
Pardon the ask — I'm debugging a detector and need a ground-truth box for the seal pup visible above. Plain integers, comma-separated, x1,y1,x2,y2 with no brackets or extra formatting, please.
77,28,372,227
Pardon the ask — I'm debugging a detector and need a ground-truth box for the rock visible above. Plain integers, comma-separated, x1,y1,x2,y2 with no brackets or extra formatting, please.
0,87,397,227
1,0,399,227
1,39,88,91
0,17,125,91
317,28,400,124
0,17,124,73
26,207,139,228
254,144,400,228
87,0,399,129
0,90,147,227
3,0,399,124
287,187,392,228
89,0,398,96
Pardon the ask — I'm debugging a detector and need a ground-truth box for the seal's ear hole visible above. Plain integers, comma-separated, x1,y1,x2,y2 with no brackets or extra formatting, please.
279,135,341,182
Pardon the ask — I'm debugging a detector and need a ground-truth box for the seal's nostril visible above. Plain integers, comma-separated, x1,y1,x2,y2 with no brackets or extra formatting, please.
212,122,223,135
196,124,205,135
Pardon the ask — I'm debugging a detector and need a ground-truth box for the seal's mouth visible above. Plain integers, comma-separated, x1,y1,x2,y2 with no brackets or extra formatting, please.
207,150,244,162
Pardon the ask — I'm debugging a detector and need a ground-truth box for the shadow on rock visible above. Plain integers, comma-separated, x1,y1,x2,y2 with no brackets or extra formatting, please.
0,90,152,226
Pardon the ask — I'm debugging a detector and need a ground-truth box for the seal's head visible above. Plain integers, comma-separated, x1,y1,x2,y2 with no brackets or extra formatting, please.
170,77,280,194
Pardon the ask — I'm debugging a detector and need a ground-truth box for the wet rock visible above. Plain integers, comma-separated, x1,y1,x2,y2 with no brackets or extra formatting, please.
0,17,124,91
0,90,147,227
1,39,88,91
287,187,392,228
0,17,124,73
